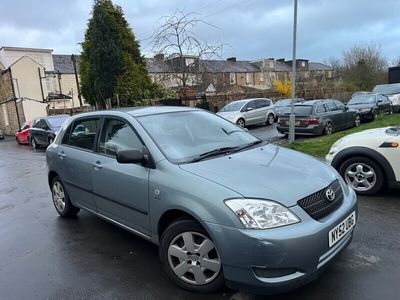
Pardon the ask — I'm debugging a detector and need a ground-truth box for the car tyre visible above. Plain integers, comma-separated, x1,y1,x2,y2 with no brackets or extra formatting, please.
159,219,224,293
338,156,384,195
236,118,245,128
266,113,275,125
16,136,21,145
31,137,38,149
324,122,334,135
372,109,378,120
51,176,80,217
354,114,361,127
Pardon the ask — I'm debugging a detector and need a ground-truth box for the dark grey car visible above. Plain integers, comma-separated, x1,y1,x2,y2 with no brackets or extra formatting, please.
46,107,357,294
277,99,361,136
347,92,392,121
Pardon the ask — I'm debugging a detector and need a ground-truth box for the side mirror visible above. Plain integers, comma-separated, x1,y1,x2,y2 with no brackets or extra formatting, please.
116,149,146,164
246,107,253,111
344,105,349,111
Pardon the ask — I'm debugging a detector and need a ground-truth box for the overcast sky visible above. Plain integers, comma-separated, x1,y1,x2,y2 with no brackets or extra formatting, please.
1,0,400,64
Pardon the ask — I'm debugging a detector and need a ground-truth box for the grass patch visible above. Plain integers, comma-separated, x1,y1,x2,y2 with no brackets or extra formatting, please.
285,114,400,157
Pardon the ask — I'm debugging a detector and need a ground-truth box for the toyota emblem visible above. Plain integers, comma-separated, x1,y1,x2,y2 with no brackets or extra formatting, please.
325,188,335,202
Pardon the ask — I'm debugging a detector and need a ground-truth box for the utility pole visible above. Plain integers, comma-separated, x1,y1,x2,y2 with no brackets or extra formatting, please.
289,0,298,143
71,54,83,107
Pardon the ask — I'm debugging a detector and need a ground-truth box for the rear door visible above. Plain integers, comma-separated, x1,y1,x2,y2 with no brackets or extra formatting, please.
91,117,151,235
335,100,353,128
325,101,344,130
58,117,100,211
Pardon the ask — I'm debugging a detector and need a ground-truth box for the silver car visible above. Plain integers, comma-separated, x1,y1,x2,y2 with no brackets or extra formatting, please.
217,98,276,127
46,107,357,294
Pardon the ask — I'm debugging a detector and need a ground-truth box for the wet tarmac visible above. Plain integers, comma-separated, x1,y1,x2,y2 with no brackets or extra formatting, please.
0,137,399,300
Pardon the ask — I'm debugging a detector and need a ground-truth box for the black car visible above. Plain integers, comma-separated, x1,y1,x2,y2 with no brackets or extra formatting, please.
277,99,360,136
274,98,304,118
29,115,70,149
347,93,392,121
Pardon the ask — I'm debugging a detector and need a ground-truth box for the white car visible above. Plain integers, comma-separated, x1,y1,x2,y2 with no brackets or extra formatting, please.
326,126,400,195
217,98,276,127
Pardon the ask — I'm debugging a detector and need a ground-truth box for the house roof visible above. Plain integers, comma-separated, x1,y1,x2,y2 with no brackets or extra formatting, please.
0,46,53,53
146,58,260,73
308,62,331,71
52,54,80,74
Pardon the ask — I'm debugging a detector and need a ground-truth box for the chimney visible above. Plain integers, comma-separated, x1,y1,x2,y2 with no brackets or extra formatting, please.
154,53,164,61
227,57,237,62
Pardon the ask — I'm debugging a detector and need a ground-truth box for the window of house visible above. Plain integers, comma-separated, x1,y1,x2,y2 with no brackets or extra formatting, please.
67,118,99,151
99,119,143,157
2,104,9,126
301,61,306,67
268,61,274,69
245,73,251,85
229,73,236,85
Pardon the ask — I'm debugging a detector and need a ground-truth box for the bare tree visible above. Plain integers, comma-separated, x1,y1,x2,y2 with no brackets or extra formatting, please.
391,56,400,66
152,10,223,93
341,43,388,90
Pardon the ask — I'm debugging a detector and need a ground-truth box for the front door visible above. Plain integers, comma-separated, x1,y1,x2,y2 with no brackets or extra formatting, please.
241,100,257,125
92,117,150,236
59,117,100,211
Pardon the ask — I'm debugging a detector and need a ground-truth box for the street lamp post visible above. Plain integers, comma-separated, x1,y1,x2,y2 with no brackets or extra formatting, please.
289,0,298,143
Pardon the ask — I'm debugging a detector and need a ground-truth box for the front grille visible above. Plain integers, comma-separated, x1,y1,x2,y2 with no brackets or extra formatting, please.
297,180,343,220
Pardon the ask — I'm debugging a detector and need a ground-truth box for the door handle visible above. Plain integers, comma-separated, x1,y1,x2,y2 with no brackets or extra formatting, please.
92,161,103,170
58,152,66,159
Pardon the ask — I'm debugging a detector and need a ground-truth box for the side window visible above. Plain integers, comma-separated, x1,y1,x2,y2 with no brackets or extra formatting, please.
245,101,256,111
326,102,338,111
335,101,345,111
315,104,327,114
67,119,99,150
99,119,143,157
20,124,30,131
255,100,266,109
33,119,42,128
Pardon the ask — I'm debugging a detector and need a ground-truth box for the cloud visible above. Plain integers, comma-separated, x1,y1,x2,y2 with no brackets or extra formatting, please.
0,0,399,63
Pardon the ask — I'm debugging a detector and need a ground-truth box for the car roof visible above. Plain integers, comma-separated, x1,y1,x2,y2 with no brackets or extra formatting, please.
67,106,200,119
294,99,327,106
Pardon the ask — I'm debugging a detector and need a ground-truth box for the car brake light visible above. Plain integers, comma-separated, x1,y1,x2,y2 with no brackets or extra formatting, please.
305,118,319,125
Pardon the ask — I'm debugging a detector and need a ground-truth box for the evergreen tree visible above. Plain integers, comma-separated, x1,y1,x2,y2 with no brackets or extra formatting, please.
80,0,165,108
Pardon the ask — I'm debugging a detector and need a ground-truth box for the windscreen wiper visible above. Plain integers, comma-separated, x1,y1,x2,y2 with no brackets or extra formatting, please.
188,146,240,163
228,140,263,154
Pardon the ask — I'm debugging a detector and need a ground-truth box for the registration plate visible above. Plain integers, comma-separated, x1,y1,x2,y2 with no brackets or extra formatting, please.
328,211,356,247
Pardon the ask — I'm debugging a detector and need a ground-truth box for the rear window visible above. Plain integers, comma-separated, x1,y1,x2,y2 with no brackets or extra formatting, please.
47,116,69,129
293,106,313,115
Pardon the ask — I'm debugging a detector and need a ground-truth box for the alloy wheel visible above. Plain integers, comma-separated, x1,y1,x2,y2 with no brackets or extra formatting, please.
325,122,333,135
52,182,66,212
267,114,275,125
236,119,245,128
354,115,361,127
167,231,221,286
345,163,376,192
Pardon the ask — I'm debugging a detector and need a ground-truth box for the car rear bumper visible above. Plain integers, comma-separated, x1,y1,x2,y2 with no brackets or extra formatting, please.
277,124,324,135
205,187,357,294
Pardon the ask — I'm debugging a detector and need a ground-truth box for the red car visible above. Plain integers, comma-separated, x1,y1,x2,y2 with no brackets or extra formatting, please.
15,121,33,144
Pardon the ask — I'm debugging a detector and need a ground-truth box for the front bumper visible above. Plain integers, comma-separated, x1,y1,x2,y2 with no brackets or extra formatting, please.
358,110,374,120
205,187,357,294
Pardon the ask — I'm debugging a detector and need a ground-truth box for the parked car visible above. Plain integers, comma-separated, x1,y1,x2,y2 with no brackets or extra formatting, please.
0,129,4,140
326,126,400,195
29,115,69,149
274,98,304,118
347,92,392,121
15,120,33,144
372,83,400,113
277,99,361,136
217,98,276,127
47,107,357,294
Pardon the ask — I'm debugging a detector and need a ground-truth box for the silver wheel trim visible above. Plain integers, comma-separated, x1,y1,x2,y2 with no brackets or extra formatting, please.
267,114,274,124
325,123,333,134
345,163,376,191
355,116,361,126
237,119,245,127
32,139,36,148
52,182,66,212
167,231,221,286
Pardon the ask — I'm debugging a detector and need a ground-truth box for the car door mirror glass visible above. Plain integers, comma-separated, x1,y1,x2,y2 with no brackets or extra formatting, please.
116,149,146,164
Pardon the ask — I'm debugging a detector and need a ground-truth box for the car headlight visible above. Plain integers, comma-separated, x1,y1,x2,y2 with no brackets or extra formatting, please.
360,108,372,113
225,199,300,229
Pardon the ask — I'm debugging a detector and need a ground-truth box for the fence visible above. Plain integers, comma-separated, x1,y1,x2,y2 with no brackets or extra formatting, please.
47,106,95,116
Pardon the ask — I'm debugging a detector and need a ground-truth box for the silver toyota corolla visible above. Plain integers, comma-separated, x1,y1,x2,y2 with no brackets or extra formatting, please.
46,106,357,294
